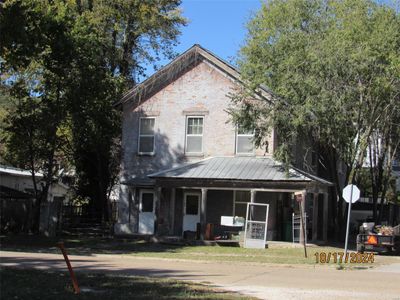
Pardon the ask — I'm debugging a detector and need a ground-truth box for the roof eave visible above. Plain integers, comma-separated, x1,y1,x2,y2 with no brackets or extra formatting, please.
113,44,275,108
150,177,320,190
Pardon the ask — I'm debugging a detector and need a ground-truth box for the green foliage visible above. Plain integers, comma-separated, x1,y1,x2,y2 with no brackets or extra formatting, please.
1,0,74,173
232,0,400,231
0,0,186,225
236,0,399,174
75,0,187,86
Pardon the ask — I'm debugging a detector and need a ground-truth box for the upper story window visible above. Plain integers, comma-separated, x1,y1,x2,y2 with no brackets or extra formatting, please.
236,125,254,155
186,116,203,154
138,117,155,154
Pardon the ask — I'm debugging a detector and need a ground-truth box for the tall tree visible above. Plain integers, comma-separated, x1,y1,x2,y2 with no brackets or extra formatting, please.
66,0,186,222
1,0,76,230
0,0,187,228
92,0,186,87
367,97,400,223
230,0,400,236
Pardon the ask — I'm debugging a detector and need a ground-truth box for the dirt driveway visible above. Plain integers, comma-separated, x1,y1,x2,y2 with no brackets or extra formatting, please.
1,250,399,300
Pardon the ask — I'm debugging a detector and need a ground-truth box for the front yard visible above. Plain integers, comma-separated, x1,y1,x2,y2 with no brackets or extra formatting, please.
2,235,400,299
0,267,254,299
2,234,398,266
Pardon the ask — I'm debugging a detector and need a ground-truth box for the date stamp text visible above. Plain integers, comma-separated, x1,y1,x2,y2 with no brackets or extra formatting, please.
314,252,374,264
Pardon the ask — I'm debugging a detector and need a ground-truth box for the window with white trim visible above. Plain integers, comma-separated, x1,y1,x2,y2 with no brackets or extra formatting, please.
185,116,203,153
236,125,254,155
185,194,200,215
138,117,155,154
140,190,155,213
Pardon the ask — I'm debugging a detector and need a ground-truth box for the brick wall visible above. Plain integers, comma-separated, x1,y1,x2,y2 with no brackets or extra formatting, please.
121,61,275,183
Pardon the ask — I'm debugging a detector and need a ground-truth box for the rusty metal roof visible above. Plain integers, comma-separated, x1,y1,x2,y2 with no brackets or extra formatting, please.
149,156,332,185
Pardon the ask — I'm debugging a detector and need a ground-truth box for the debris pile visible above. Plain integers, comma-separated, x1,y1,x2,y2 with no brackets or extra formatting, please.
376,225,394,236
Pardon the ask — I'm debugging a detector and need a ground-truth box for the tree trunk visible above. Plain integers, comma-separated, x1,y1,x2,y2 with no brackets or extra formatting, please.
323,146,344,240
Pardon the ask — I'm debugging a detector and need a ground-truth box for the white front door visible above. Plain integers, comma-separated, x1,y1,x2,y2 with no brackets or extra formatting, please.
138,190,155,234
183,193,200,233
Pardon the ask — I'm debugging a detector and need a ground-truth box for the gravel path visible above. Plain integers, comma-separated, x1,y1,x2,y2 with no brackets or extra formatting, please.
1,251,399,300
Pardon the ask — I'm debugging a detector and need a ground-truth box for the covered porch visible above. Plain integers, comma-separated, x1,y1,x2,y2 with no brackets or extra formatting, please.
147,157,333,243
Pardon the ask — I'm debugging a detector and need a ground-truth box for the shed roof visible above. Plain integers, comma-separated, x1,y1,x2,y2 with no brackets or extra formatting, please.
149,156,332,185
0,165,43,178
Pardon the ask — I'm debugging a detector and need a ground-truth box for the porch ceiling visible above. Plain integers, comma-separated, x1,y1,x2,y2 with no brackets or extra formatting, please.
148,156,333,189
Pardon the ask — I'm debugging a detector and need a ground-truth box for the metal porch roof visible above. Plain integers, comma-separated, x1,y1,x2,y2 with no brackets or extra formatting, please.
149,156,332,185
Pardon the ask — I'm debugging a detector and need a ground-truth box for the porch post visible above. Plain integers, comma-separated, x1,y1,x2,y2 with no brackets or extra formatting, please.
312,193,319,242
323,193,328,242
299,190,307,244
154,187,162,235
169,188,176,235
250,190,256,202
200,188,208,240
250,190,256,219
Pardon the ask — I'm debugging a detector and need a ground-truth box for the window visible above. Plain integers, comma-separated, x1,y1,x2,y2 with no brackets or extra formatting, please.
236,125,254,155
186,116,203,153
138,118,155,154
233,190,251,218
141,192,154,213
185,194,200,215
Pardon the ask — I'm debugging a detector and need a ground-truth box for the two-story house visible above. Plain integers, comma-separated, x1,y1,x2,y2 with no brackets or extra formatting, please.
114,45,332,242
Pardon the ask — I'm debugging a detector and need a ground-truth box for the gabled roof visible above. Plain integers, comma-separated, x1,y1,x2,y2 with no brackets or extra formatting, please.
114,44,274,107
149,156,333,186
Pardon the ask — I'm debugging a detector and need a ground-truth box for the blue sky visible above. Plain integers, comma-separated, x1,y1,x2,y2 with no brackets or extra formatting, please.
175,0,396,63
144,0,261,77
146,0,397,77
175,0,261,64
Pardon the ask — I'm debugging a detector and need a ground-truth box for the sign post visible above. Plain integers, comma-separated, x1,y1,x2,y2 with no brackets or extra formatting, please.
342,184,360,259
57,242,80,294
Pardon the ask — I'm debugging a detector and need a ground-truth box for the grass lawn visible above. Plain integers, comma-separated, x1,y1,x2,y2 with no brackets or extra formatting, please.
1,235,398,266
0,267,254,299
126,242,343,264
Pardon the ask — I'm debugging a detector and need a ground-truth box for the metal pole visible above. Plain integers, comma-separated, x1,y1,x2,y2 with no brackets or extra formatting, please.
300,200,307,258
244,203,250,248
292,213,295,244
344,185,354,259
264,204,269,247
